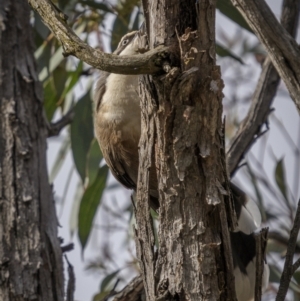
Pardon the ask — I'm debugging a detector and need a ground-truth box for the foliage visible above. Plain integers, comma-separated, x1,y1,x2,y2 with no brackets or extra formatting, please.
33,0,300,300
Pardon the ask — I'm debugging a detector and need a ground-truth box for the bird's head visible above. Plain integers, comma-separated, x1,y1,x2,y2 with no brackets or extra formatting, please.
113,31,140,55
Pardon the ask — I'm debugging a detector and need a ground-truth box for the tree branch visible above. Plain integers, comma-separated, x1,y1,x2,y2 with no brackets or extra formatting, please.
227,0,300,175
254,228,269,301
276,199,300,301
28,0,170,75
65,255,75,301
230,0,300,113
48,109,74,137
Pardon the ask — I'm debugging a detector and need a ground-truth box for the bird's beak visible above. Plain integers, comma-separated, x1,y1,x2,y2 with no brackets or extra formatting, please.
135,31,149,54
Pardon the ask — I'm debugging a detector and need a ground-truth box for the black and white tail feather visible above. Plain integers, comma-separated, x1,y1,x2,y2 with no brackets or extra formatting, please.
230,183,269,301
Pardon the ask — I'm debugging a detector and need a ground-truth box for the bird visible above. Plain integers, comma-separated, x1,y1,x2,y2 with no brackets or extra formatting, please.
93,31,269,301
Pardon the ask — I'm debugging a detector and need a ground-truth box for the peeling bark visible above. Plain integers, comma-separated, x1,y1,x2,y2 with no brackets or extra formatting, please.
136,1,236,300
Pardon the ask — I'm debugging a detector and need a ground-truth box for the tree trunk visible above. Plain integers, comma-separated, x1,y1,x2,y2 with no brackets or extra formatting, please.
0,1,64,300
135,1,236,301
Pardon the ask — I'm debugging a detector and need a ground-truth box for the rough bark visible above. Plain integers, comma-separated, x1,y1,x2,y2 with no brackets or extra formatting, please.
0,1,64,300
135,1,236,301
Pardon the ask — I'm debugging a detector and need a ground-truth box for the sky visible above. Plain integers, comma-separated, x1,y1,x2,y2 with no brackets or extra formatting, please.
46,1,300,300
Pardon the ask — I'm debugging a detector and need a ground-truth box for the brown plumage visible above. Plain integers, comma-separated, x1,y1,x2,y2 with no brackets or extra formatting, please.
94,31,159,207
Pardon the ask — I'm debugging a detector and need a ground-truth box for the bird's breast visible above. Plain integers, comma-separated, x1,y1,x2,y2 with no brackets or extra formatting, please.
99,73,141,135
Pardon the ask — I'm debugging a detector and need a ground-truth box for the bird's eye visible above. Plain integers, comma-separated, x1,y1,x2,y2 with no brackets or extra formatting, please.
122,39,129,46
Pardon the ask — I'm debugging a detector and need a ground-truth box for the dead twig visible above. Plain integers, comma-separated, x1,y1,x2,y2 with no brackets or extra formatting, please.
276,199,300,301
48,109,74,137
254,228,269,301
65,255,75,301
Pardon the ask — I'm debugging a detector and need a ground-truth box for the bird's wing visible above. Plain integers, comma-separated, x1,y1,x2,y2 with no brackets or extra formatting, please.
102,147,137,190
94,71,109,113
230,182,269,301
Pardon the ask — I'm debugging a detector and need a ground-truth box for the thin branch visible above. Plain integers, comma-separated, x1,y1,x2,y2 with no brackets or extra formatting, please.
103,279,120,301
65,255,75,301
48,109,74,137
254,228,269,301
227,0,300,175
230,0,300,113
292,257,300,274
276,199,300,301
28,0,170,75
61,243,74,253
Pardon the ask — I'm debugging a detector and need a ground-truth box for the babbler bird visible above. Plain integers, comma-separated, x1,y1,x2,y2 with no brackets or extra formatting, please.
94,31,269,301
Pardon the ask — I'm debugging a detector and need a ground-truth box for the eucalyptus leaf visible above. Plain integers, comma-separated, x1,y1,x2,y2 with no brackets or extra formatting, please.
93,291,110,301
275,158,289,204
78,165,109,251
69,181,84,238
59,61,84,107
86,138,103,186
100,270,120,292
217,0,252,33
216,43,244,64
43,77,58,121
295,271,300,284
70,90,94,182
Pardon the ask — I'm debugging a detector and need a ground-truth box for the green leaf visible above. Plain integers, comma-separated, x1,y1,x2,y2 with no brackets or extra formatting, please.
70,90,94,182
38,22,86,82
275,158,289,203
43,77,58,121
86,138,103,186
93,291,110,301
79,0,114,13
69,181,84,238
217,0,252,33
78,165,109,250
295,271,300,284
100,270,120,292
216,43,244,64
39,46,65,82
59,61,84,106
53,65,69,101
